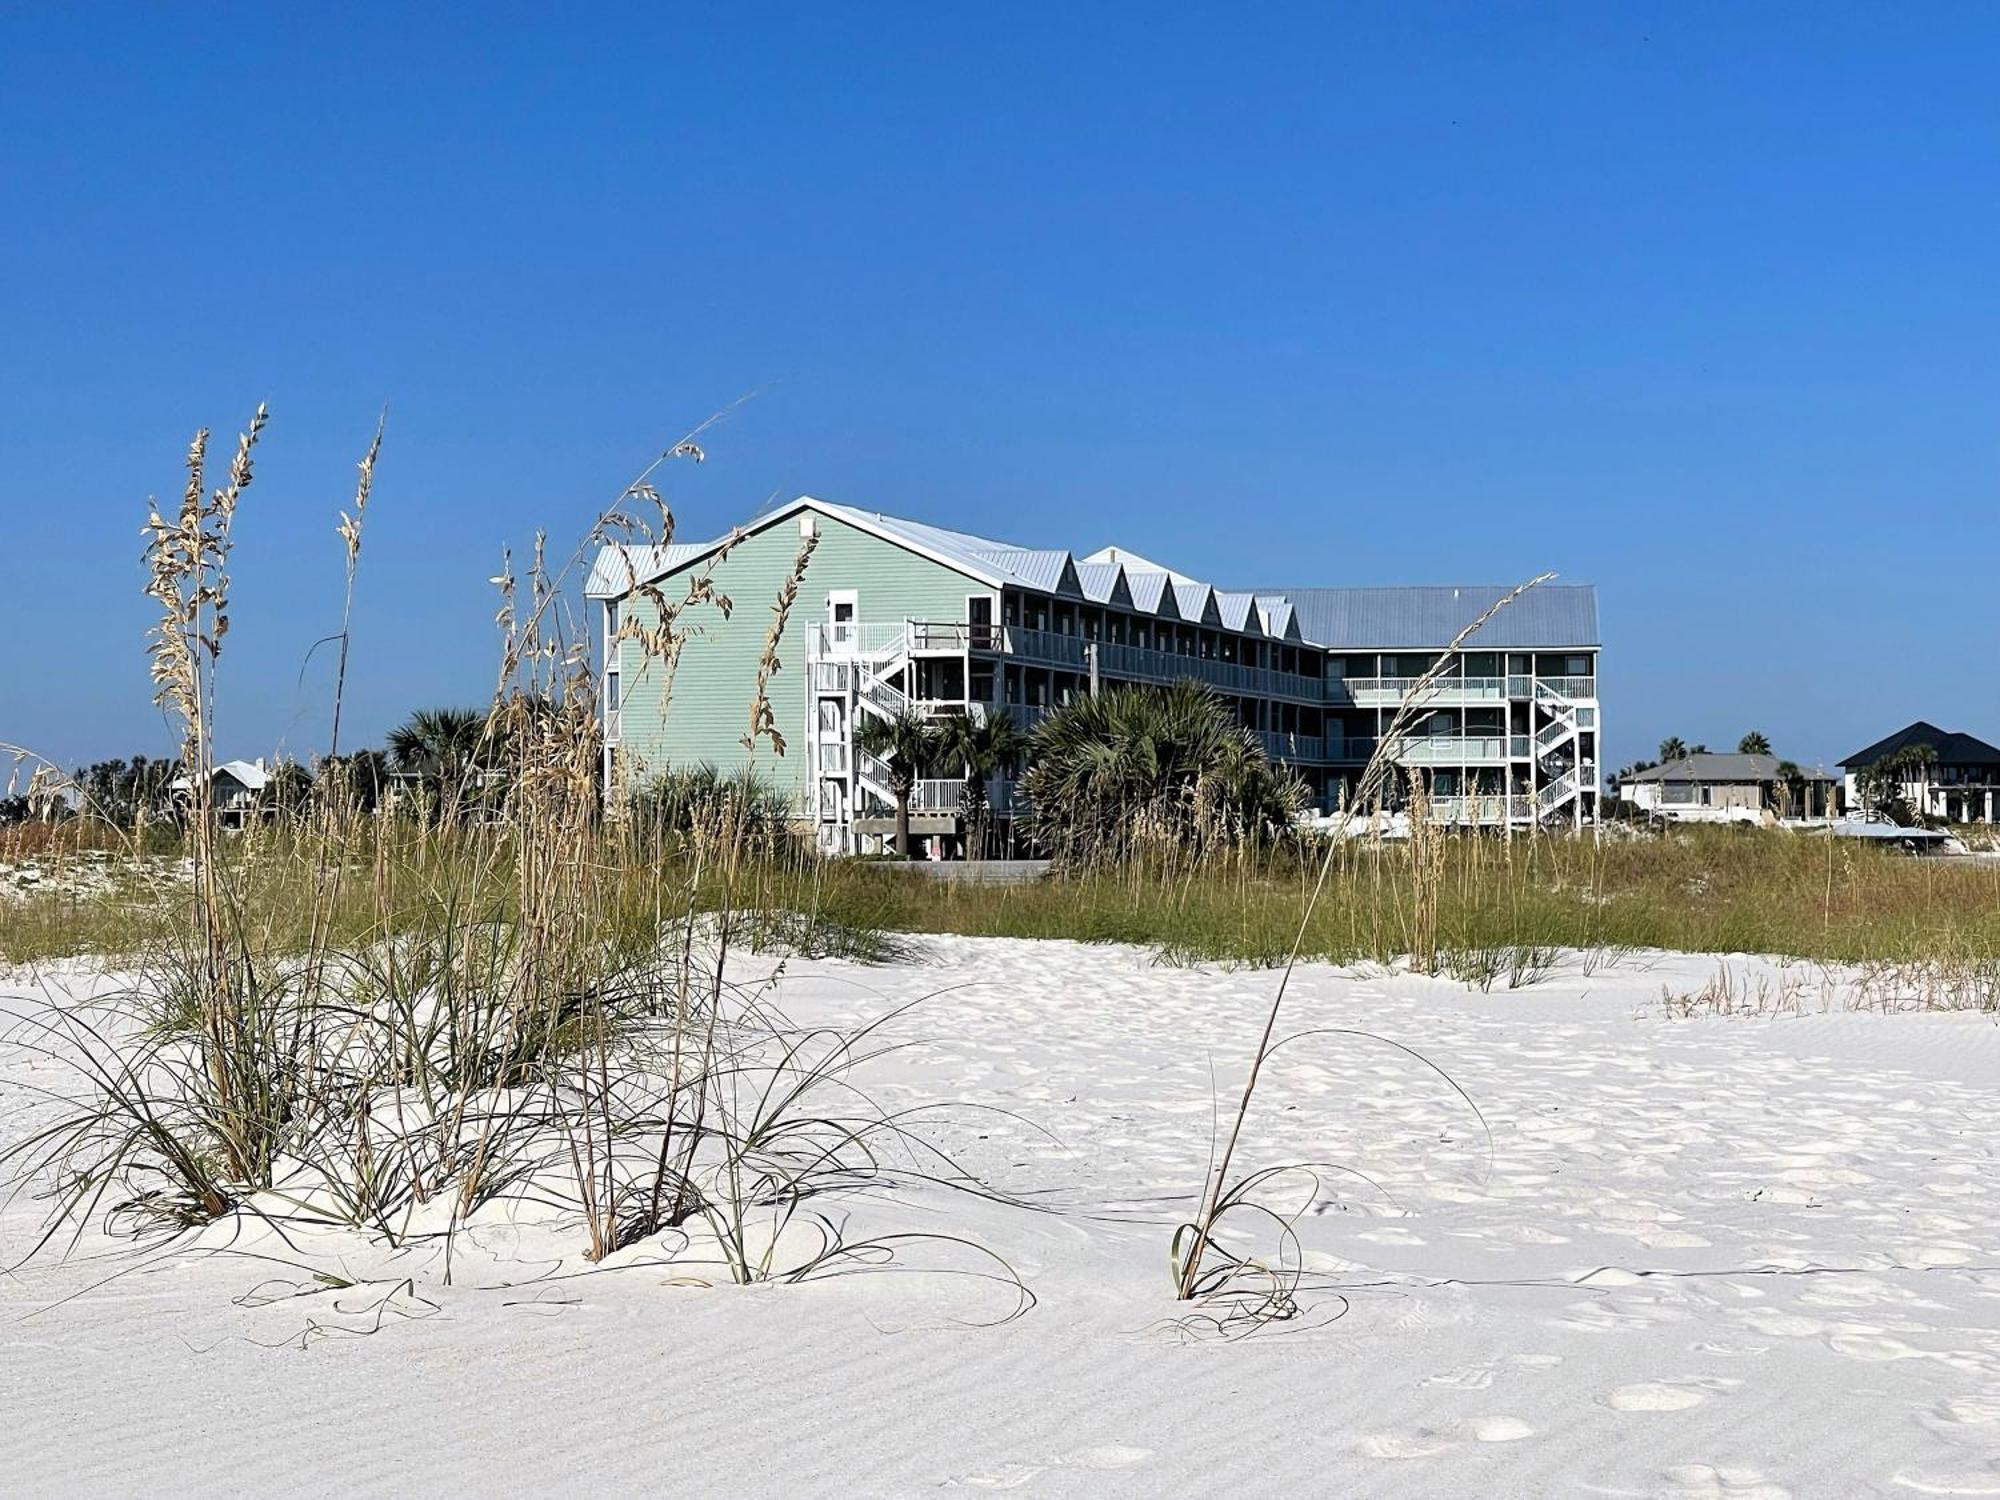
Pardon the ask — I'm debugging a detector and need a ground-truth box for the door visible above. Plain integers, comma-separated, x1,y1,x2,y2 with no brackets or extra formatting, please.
828,590,858,652
968,594,995,651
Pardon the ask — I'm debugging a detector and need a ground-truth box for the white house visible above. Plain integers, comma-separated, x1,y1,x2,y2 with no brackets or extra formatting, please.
1840,721,2000,825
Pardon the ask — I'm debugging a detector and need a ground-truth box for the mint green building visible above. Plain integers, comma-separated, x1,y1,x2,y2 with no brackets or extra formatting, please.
586,496,1601,854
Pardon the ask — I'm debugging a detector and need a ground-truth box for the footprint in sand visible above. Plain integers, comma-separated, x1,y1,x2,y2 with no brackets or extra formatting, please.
1458,1416,1534,1442
1423,1363,1496,1390
1603,1381,1710,1412
947,1445,1153,1488
1065,1447,1152,1471
1355,1430,1455,1461
1659,1463,1793,1498
1829,1330,1928,1362
1888,1467,2000,1495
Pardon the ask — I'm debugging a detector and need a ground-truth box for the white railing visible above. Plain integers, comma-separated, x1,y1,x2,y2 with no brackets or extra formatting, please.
1430,794,1534,823
604,708,621,742
817,742,848,773
1535,716,1574,753
1528,680,1592,704
809,621,910,658
862,779,963,815
1346,676,1513,706
1537,769,1581,813
857,664,909,719
1393,735,1524,766
912,779,963,812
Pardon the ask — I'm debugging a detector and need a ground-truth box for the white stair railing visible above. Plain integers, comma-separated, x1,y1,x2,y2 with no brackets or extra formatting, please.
1536,768,1580,815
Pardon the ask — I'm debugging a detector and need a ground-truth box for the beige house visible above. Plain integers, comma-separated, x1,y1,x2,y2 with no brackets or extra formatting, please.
1620,753,1838,824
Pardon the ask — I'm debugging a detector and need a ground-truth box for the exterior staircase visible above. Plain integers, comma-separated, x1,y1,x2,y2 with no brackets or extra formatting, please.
1532,680,1585,824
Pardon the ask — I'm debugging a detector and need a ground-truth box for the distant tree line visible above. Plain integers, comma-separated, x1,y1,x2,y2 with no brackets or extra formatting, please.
0,707,515,828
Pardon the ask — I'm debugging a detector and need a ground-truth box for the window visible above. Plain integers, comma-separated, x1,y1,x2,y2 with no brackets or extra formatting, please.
605,600,620,637
605,671,621,711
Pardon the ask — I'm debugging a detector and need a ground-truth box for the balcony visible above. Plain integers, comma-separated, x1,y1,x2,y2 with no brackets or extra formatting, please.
1321,736,1380,762
1430,794,1535,824
1000,626,1324,701
859,779,964,815
1341,675,1596,708
1258,730,1324,763
1393,734,1532,766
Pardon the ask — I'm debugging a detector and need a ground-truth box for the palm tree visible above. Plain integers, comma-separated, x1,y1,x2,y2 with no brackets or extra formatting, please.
855,708,945,857
387,706,496,816
1658,735,1688,763
1019,680,1306,866
936,710,1030,859
1738,730,1772,756
1773,758,1804,818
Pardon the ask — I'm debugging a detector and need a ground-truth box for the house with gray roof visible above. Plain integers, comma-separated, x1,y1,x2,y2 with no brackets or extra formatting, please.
1619,753,1839,824
587,497,1602,855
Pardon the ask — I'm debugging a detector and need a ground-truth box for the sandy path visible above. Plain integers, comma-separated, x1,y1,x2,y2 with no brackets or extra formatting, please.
5,938,2000,1497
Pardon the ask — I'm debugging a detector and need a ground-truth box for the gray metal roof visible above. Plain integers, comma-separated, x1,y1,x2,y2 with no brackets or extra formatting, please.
1626,753,1836,785
584,542,716,598
1268,585,1600,650
583,499,1598,658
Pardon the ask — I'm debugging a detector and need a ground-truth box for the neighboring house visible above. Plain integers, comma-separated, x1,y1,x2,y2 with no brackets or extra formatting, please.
1840,721,2000,824
1619,753,1839,824
171,758,271,831
586,496,1602,855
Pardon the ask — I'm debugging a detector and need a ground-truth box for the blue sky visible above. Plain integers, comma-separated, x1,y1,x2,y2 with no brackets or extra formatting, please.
2,3,1995,775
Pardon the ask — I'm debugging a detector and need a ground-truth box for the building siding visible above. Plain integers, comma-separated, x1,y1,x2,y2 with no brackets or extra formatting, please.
612,511,983,802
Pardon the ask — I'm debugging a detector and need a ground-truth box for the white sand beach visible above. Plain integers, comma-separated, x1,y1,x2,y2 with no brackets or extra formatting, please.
6,936,2000,1498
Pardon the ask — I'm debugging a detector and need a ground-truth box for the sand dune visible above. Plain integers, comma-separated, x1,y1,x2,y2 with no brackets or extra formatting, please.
5,938,2000,1497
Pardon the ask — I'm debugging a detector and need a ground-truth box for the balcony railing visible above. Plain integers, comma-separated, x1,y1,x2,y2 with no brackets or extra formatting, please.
1342,675,1596,708
1392,734,1532,766
1258,730,1324,762
1001,627,1324,701
604,708,621,742
1321,736,1380,762
1430,794,1535,823
859,779,964,816
809,621,909,657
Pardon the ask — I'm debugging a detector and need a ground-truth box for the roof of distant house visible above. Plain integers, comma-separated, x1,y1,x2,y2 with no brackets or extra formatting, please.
585,496,1599,651
1839,720,2000,769
1624,753,1836,785
170,758,269,794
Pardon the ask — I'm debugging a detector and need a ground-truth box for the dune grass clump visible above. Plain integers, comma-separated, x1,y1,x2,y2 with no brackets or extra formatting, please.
0,411,1019,1311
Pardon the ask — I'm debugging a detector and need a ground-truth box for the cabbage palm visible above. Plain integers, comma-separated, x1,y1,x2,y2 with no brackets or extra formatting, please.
387,706,496,815
855,708,945,857
936,710,1030,859
1019,681,1306,866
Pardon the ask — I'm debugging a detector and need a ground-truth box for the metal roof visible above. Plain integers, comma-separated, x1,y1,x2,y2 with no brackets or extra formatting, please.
1839,720,2000,769
1214,591,1257,632
1074,562,1125,604
1625,753,1835,785
584,543,717,598
1267,585,1600,650
583,499,1598,657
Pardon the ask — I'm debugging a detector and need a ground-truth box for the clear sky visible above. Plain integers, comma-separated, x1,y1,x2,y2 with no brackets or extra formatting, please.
3,3,1995,776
